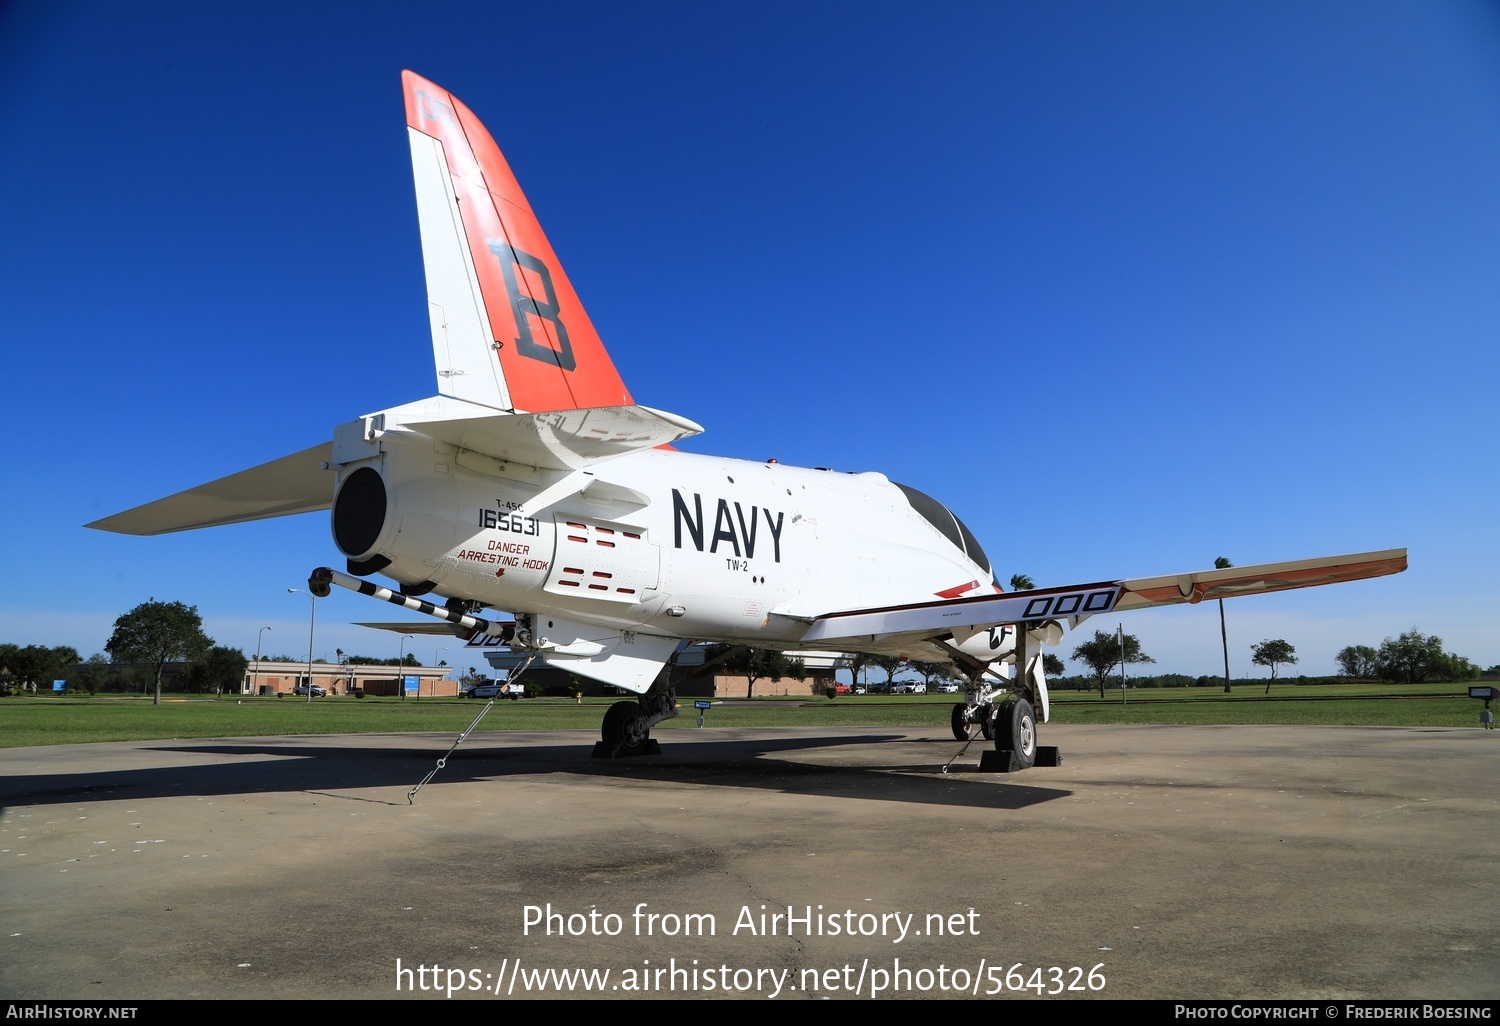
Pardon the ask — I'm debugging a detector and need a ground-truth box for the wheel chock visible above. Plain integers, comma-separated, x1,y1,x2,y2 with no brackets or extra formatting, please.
979,749,1023,773
591,739,663,759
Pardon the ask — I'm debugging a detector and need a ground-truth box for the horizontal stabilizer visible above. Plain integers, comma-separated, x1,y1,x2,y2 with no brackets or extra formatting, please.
368,395,701,471
86,443,333,536
355,621,473,636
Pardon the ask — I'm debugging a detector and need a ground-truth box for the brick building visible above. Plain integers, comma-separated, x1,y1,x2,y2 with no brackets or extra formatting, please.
243,660,453,697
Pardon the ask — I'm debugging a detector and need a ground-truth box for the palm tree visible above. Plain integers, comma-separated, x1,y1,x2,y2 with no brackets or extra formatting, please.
1215,557,1232,692
1009,574,1035,591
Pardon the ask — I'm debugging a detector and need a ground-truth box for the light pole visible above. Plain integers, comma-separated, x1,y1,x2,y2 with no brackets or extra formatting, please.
1117,623,1128,704
252,626,271,697
288,589,316,703
1215,557,1233,693
398,634,414,701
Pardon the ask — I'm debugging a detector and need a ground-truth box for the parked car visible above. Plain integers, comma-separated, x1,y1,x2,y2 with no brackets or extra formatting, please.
469,680,524,699
938,682,960,693
293,684,327,697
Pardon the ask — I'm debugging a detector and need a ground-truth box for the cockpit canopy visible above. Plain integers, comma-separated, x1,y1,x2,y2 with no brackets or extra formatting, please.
894,483,992,577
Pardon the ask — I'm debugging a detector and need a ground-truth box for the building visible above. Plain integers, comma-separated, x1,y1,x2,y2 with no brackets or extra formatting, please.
477,644,842,698
243,660,453,697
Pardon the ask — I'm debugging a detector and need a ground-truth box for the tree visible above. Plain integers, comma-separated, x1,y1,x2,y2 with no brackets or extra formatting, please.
1042,653,1066,678
1375,628,1445,684
1435,653,1480,682
908,660,950,688
1070,630,1155,698
2,644,80,695
1373,629,1477,683
1335,645,1380,679
1250,639,1298,694
181,646,249,694
75,653,111,695
841,651,870,691
717,647,804,698
105,600,213,705
1214,556,1233,692
871,654,904,688
1009,574,1035,591
345,653,424,666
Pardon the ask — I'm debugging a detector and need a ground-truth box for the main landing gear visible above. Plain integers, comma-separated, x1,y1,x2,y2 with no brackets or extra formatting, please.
945,620,1067,773
593,682,679,758
992,695,1037,771
950,690,1052,773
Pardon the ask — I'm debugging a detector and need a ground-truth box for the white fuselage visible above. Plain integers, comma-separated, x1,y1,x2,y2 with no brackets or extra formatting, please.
336,439,993,653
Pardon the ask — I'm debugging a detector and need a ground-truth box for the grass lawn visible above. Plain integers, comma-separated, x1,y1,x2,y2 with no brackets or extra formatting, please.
0,680,1486,748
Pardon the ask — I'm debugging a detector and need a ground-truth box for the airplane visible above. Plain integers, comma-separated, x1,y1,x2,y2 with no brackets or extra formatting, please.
88,71,1407,770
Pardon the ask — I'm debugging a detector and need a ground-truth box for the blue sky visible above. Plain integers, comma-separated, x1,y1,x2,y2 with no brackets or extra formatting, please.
2,1,1497,678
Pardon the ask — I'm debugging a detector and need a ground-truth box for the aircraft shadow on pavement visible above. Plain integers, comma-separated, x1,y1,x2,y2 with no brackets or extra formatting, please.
0,733,1071,813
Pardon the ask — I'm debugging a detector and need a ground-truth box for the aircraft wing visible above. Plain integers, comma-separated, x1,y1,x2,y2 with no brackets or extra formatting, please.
800,548,1407,649
86,442,334,536
1111,548,1408,611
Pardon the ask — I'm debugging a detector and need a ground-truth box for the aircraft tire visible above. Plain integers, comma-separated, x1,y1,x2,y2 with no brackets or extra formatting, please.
996,697,1037,769
602,700,636,743
950,704,969,741
980,710,995,741
601,700,650,756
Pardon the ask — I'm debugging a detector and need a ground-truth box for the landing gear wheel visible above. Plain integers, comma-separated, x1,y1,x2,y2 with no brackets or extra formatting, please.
980,710,995,742
602,700,636,743
995,697,1036,769
601,700,651,756
951,704,970,741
